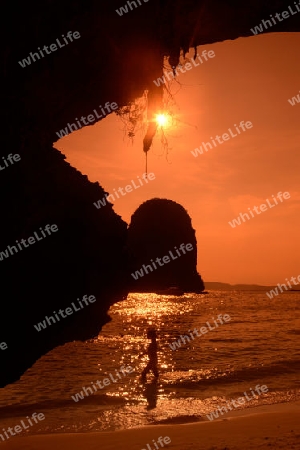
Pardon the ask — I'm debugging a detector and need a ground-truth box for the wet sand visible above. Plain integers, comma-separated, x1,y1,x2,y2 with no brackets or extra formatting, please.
2,401,300,450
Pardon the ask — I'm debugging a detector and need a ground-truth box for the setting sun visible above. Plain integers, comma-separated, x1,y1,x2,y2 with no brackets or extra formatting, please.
155,113,170,127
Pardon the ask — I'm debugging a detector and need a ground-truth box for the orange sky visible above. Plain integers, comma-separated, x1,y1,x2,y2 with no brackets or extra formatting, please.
55,32,300,285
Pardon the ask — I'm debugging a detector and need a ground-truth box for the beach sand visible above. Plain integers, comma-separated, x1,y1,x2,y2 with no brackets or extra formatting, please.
2,401,300,450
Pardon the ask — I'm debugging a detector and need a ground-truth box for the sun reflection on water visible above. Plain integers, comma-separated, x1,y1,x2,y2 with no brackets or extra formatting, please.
0,291,298,434
111,293,191,319
95,293,218,416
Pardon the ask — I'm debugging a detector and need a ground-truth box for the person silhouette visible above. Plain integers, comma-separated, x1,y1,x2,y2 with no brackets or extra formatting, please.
141,327,159,380
144,379,158,410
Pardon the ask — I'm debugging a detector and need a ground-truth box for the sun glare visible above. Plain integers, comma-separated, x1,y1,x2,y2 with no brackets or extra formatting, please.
155,113,170,128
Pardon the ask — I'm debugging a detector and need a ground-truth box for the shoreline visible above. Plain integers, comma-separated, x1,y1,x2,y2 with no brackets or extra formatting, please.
2,400,299,450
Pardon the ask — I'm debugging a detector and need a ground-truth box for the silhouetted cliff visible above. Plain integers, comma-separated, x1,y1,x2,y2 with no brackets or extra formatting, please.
127,199,204,292
0,146,129,387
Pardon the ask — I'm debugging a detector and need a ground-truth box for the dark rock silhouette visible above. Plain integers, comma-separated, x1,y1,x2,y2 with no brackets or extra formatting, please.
127,199,205,293
2,0,299,387
0,147,129,388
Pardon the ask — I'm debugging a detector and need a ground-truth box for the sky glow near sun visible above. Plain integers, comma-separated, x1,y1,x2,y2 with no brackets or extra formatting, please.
55,33,300,285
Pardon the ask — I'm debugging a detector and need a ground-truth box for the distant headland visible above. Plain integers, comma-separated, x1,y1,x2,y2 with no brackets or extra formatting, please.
205,282,300,291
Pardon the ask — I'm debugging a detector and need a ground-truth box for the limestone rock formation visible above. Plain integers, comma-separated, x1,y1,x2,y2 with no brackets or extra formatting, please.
127,199,205,293
0,147,129,388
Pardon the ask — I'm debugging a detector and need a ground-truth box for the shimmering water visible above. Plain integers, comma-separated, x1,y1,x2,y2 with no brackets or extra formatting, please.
0,291,299,435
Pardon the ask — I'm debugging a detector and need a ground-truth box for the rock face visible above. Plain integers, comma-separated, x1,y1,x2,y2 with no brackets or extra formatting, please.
2,0,299,387
127,199,205,292
0,148,129,388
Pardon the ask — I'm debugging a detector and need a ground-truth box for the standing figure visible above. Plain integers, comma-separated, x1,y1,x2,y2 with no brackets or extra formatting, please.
141,327,159,379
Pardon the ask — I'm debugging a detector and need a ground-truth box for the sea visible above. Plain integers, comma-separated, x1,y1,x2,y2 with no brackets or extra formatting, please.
0,290,299,436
